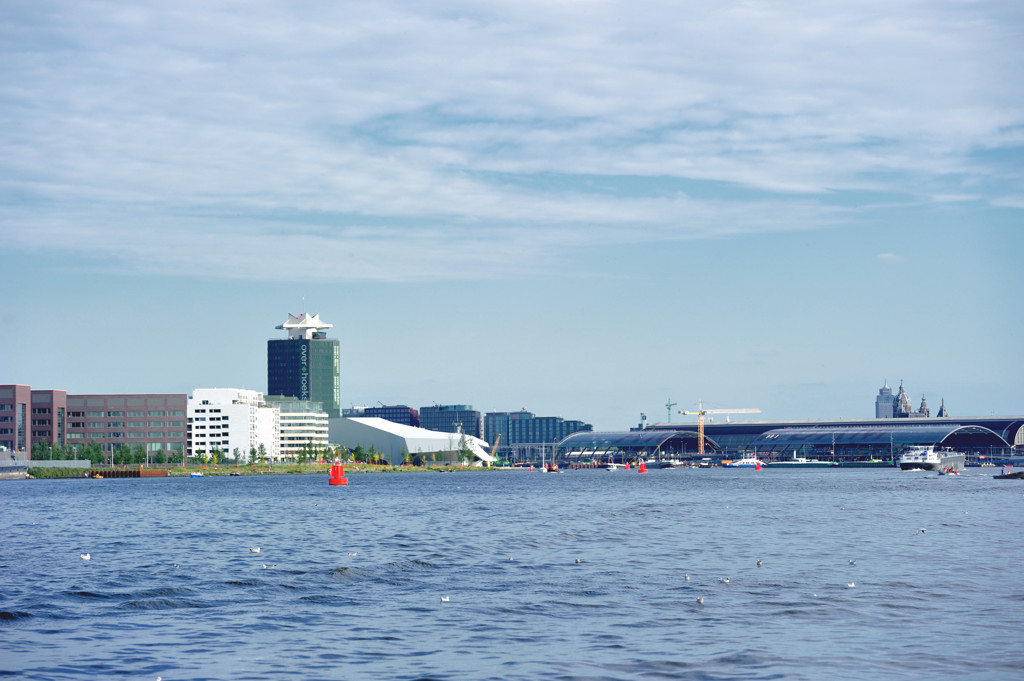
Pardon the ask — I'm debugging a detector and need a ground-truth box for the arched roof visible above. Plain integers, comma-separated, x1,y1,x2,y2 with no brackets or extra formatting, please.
749,424,1008,449
558,430,710,451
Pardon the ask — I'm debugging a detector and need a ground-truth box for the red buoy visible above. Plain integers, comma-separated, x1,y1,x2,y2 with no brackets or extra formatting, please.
638,461,648,473
329,461,348,486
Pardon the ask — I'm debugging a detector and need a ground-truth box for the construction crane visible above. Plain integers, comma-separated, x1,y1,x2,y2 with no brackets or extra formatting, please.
665,399,677,423
679,400,761,457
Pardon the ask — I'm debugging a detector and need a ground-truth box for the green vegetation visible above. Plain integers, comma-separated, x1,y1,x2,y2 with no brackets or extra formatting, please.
27,467,89,479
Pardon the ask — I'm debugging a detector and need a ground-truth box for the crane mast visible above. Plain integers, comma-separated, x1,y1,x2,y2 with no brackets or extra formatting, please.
679,400,760,457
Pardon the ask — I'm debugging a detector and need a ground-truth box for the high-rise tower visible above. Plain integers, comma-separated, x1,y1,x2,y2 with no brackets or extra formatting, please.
267,313,341,418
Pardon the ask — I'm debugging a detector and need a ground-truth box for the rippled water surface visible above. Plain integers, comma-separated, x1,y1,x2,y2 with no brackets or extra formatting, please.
2,468,1022,680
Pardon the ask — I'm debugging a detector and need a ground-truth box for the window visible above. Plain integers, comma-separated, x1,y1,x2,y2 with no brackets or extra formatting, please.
87,422,105,428
107,422,124,428
148,411,165,417
128,421,145,428
169,410,184,417
168,421,184,427
148,421,164,427
107,411,123,417
149,432,165,438
87,411,104,417
127,411,145,417
168,432,185,438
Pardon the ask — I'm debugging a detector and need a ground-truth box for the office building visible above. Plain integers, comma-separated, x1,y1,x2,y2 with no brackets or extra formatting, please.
364,405,420,427
267,312,341,418
485,409,592,449
265,397,330,460
419,404,482,438
65,393,188,457
188,388,280,463
0,384,31,456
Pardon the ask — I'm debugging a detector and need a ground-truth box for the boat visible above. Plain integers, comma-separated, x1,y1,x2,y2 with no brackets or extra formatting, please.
768,455,837,468
723,457,763,468
190,471,204,478
898,446,966,472
993,467,1024,480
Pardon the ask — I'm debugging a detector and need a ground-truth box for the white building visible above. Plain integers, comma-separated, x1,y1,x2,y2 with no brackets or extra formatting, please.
268,398,331,460
329,417,495,466
188,388,279,463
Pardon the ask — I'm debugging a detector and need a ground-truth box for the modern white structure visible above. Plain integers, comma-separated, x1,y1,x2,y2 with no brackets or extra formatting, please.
188,388,279,463
270,398,330,460
329,417,496,465
276,312,333,340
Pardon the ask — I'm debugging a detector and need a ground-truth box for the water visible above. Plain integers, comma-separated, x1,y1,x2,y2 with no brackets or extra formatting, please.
1,468,1021,680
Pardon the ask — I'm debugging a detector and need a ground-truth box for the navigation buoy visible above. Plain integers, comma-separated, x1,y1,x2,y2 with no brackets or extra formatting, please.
638,461,648,473
329,461,348,486
755,460,762,470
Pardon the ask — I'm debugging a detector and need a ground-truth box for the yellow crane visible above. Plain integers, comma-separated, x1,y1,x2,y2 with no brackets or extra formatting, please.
679,400,761,457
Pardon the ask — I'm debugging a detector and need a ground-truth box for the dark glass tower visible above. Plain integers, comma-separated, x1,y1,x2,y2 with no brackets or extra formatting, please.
267,313,341,418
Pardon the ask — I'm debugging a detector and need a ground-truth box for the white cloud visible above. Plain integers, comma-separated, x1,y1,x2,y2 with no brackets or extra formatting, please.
876,252,902,263
1,0,1021,280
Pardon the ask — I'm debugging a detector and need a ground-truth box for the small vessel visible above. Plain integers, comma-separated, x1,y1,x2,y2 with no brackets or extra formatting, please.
993,467,1024,480
723,457,763,468
898,446,965,472
190,471,204,478
768,453,837,468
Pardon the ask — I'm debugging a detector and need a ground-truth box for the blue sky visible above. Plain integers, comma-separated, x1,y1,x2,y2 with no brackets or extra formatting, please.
2,0,1022,431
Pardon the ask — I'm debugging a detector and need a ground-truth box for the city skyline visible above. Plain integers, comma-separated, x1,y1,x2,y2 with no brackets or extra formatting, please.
2,1,1022,430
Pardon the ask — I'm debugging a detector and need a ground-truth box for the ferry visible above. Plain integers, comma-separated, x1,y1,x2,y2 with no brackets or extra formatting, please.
898,446,965,472
723,457,763,468
768,455,837,468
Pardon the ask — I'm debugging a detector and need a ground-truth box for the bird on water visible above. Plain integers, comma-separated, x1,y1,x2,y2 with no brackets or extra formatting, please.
80,553,91,561
250,547,261,553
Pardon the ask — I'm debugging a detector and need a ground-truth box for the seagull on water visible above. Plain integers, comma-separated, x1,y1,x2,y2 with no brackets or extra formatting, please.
575,558,581,564
347,552,357,557
262,563,277,569
249,547,261,553
719,577,730,585
440,596,450,603
684,573,690,581
849,560,857,566
916,528,926,534
696,596,704,606
846,582,855,588
756,560,763,567
80,553,91,561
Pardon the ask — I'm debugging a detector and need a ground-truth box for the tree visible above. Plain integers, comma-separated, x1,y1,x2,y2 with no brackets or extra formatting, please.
257,443,267,466
458,434,473,466
352,445,366,462
249,445,257,465
402,447,411,465
154,451,167,465
132,444,146,465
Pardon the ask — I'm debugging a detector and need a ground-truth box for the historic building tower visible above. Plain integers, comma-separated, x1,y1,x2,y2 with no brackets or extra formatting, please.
267,313,341,418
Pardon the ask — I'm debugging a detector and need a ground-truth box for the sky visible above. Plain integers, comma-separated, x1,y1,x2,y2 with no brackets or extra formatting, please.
2,0,1022,431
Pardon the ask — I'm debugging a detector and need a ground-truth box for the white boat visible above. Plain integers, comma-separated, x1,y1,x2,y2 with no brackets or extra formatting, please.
768,454,837,468
190,471,204,478
604,462,627,471
898,446,965,472
723,457,763,468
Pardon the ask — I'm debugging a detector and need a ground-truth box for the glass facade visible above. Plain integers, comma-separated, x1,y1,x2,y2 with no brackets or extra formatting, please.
420,405,482,438
485,410,593,450
267,338,341,418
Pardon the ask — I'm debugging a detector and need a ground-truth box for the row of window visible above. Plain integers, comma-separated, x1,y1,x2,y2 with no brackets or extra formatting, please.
68,410,186,418
66,432,185,440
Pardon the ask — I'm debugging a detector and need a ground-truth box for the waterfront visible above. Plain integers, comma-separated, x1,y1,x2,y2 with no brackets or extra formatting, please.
1,468,1022,680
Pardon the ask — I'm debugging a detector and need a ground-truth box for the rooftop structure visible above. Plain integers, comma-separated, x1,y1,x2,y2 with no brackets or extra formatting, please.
275,312,333,340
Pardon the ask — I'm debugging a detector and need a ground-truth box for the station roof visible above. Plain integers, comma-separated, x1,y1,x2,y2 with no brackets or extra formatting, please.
558,430,703,451
749,424,1008,449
